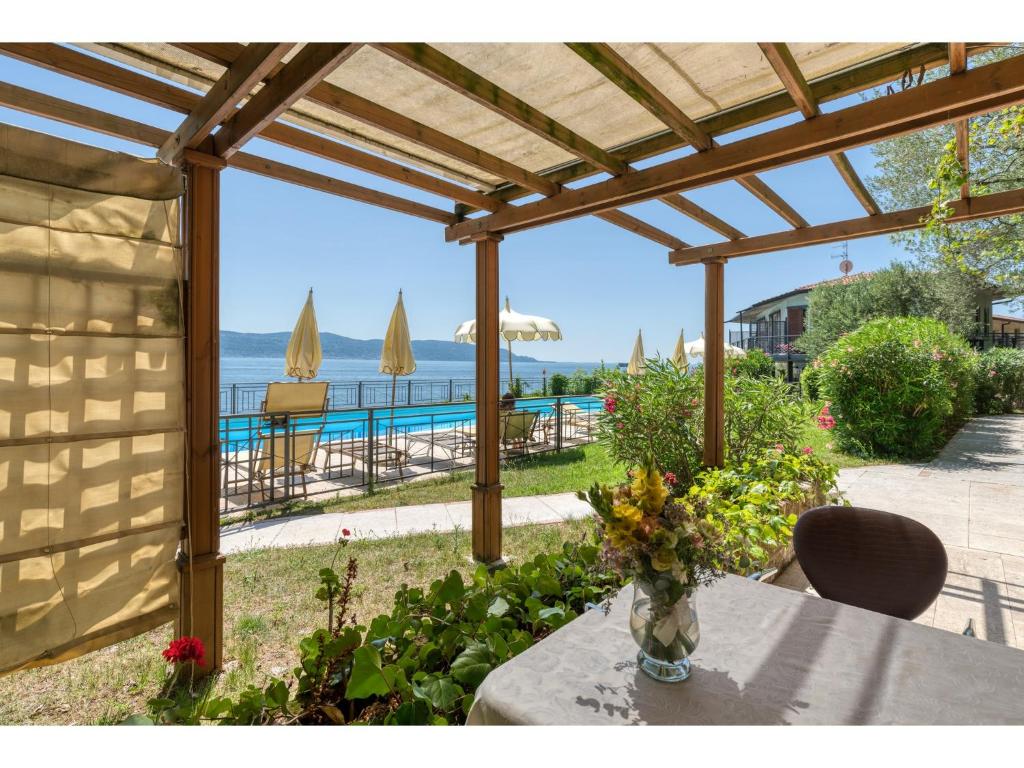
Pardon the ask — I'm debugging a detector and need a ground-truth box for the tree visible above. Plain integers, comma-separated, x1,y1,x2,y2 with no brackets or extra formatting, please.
796,262,980,359
868,45,1024,301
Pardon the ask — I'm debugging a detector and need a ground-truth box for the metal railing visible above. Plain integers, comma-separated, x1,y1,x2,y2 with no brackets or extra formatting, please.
219,376,566,414
969,332,1024,350
218,394,602,515
729,330,805,355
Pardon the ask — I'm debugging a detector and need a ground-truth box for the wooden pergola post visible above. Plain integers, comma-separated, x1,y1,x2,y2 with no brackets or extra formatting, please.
703,256,726,467
178,151,225,673
471,233,503,564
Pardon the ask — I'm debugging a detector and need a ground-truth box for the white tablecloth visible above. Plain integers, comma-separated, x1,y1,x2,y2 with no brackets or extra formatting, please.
468,574,1024,725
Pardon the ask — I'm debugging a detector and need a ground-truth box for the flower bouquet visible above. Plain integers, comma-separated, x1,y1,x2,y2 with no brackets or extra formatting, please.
579,457,727,682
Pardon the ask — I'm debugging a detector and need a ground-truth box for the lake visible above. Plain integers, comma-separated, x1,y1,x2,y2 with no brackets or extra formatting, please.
220,357,609,386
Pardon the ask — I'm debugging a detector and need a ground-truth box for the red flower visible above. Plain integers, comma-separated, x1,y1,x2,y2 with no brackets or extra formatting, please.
616,421,624,430
802,446,814,455
774,443,785,453
341,528,351,537
603,397,617,413
162,635,205,667
663,471,677,486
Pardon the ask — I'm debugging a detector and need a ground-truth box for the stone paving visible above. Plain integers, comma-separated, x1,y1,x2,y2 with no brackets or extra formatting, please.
775,414,1024,649
220,491,593,555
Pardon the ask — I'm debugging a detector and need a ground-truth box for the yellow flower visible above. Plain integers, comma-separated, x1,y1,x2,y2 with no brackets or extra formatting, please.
612,503,643,527
606,521,638,550
630,467,668,514
651,547,677,572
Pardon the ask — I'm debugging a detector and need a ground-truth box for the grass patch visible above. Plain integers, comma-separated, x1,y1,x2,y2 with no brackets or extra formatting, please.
0,519,593,725
227,443,622,525
798,405,899,468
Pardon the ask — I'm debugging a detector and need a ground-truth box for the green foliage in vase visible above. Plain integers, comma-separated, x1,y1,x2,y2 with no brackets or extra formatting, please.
974,347,1024,414
595,359,806,487
816,317,977,458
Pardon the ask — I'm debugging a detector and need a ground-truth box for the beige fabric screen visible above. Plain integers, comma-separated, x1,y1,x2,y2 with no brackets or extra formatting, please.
0,123,185,675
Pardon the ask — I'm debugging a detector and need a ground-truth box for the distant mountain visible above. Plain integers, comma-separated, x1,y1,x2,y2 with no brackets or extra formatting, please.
220,331,541,362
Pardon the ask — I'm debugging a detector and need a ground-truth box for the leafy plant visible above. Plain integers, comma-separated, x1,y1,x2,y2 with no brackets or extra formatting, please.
549,373,568,395
974,347,1024,414
725,347,776,379
596,359,806,487
567,368,600,395
800,363,822,401
817,317,977,458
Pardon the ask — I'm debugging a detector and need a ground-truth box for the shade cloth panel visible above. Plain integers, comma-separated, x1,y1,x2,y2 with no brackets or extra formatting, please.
0,123,184,676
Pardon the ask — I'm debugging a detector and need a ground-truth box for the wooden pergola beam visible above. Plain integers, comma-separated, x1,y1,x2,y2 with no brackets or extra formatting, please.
490,43,963,204
158,43,292,164
658,194,746,240
0,79,457,224
568,42,808,229
445,52,1024,241
596,210,689,250
668,186,1024,264
759,42,881,216
212,43,361,158
950,43,970,199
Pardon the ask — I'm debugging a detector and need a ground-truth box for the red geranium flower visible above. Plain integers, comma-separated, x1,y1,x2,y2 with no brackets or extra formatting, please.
162,635,205,667
341,528,351,537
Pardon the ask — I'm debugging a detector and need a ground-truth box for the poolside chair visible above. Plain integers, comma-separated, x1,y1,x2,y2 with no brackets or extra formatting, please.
252,381,329,501
499,410,538,455
793,505,947,620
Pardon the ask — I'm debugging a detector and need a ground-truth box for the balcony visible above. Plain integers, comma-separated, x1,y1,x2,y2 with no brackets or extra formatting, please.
730,320,805,357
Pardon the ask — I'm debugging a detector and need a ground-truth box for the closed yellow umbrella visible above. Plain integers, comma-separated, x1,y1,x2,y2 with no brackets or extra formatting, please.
672,328,688,370
285,288,322,380
627,329,646,375
380,289,416,448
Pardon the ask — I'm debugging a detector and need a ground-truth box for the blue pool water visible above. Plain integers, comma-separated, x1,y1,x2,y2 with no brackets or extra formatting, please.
220,395,601,445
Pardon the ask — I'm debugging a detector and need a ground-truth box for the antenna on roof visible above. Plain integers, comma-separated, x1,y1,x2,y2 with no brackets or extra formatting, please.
832,241,853,276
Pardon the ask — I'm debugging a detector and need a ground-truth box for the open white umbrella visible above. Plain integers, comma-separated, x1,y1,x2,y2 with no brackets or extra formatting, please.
284,288,322,380
671,328,689,369
454,297,561,390
380,289,416,449
684,332,746,359
627,330,646,375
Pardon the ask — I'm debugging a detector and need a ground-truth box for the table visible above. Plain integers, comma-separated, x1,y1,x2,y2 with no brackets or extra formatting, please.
467,574,1024,725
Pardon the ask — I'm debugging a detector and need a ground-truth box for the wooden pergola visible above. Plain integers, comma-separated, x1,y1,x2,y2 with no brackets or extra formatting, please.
2,42,1021,672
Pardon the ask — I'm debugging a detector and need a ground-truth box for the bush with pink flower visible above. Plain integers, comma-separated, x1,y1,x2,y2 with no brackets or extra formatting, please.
974,347,1024,414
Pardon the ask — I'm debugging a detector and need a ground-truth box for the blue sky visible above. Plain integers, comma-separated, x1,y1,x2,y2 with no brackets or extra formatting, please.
0,50,914,363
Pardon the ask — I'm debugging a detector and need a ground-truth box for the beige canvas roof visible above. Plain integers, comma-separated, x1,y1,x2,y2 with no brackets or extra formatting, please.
85,42,910,191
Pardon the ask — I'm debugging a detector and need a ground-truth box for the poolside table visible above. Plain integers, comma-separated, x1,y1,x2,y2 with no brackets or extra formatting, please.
467,574,1024,725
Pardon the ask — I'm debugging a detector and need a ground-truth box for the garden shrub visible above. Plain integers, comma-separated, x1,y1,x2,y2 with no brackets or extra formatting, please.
595,359,806,486
549,373,568,395
567,368,600,395
725,347,776,379
817,317,977,459
974,347,1024,414
800,363,822,401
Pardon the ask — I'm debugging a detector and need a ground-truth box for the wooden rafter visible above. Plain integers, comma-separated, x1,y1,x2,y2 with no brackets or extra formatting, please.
567,42,809,229
595,210,688,250
0,79,456,224
212,43,361,158
949,43,970,198
668,186,1024,264
157,43,292,164
759,42,881,216
0,44,495,211
374,43,744,240
445,52,1024,242
181,42,685,250
491,43,965,204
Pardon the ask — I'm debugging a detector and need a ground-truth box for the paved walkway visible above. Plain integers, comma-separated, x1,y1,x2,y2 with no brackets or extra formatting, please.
221,491,592,555
776,414,1024,649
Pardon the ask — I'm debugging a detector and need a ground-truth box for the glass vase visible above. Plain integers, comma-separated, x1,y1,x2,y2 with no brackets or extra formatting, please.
629,579,699,682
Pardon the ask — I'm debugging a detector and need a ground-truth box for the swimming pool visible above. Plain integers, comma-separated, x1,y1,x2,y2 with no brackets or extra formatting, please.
219,395,602,445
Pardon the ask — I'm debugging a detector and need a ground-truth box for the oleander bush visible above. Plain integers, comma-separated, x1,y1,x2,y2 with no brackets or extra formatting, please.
816,317,977,458
725,347,776,379
974,347,1024,414
596,359,806,486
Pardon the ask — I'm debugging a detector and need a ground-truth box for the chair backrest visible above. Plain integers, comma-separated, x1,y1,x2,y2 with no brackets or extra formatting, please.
793,505,947,620
257,431,319,474
262,381,329,414
501,410,537,441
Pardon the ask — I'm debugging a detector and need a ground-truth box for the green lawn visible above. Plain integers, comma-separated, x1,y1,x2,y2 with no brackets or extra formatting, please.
797,415,890,469
0,519,594,725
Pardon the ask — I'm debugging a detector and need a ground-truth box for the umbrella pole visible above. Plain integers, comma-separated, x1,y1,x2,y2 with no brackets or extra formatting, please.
507,339,513,391
389,373,397,450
